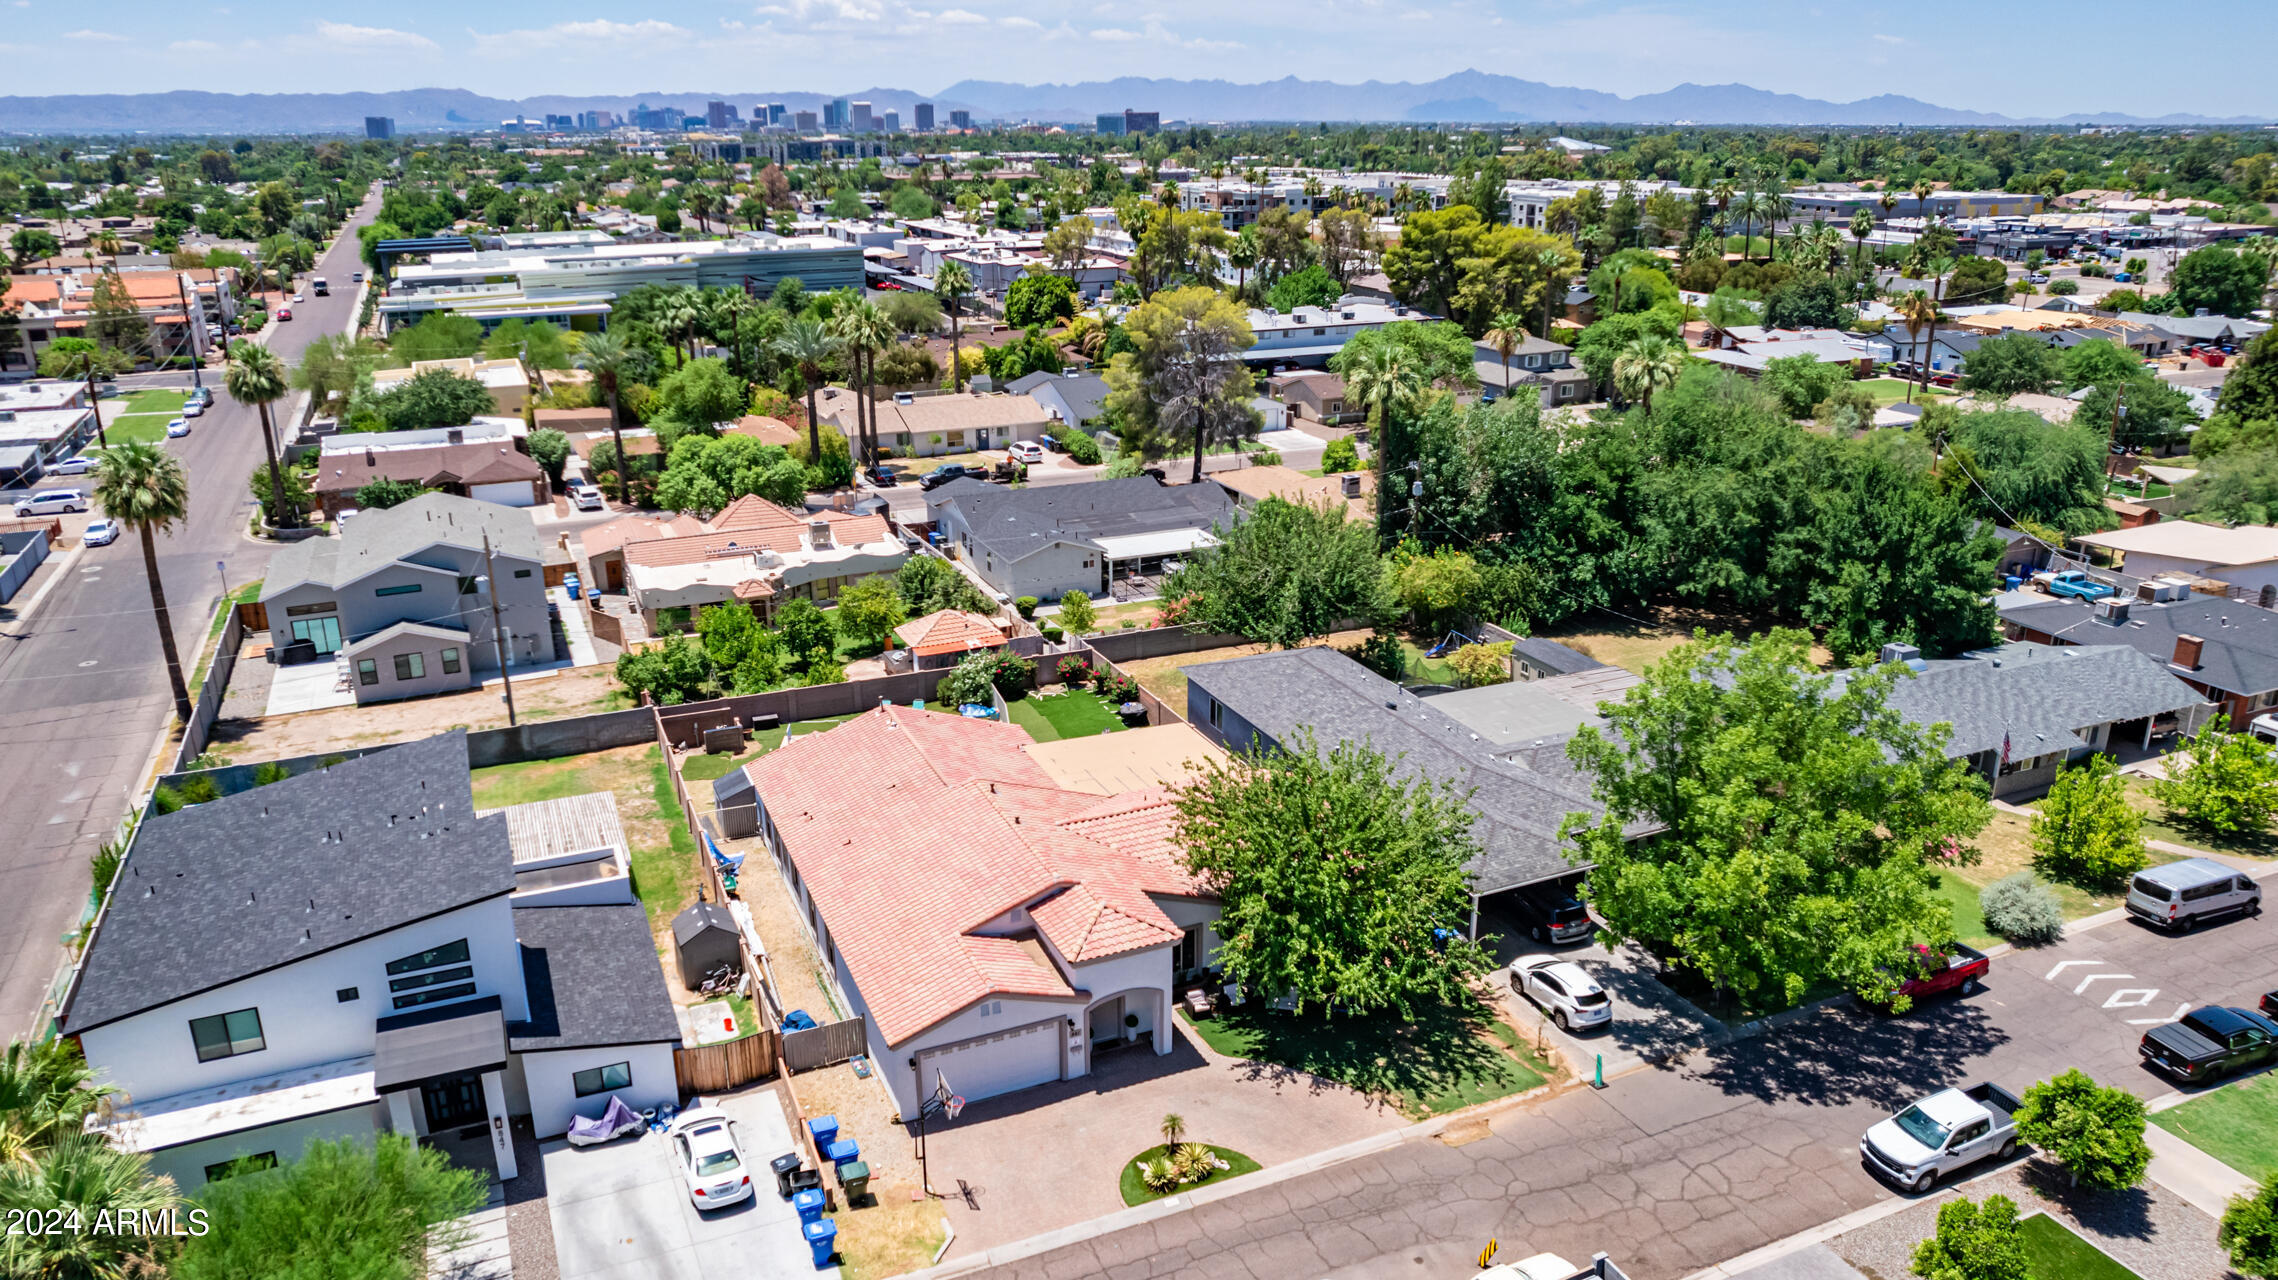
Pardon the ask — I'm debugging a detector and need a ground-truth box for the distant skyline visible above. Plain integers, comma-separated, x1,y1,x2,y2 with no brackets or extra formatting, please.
4,0,2276,121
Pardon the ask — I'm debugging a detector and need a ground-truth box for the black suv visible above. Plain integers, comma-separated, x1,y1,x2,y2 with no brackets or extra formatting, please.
1507,885,1596,945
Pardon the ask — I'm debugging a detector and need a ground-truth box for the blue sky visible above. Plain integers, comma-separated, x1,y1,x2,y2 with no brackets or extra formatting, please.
6,0,2276,119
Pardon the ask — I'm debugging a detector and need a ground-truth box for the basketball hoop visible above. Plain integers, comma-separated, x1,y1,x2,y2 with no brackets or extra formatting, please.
944,1094,966,1121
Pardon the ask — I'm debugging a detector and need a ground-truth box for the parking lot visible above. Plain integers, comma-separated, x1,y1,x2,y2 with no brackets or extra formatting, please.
543,1085,834,1280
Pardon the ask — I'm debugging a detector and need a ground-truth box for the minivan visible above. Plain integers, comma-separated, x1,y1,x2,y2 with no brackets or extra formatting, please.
14,489,88,516
2126,858,2262,932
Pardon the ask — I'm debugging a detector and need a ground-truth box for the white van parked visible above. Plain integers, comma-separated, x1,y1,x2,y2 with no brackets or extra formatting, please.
14,489,88,516
2126,857,2262,933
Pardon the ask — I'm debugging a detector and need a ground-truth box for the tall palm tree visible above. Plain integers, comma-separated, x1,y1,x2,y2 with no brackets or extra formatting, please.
662,287,702,365
829,300,896,468
1337,340,1429,532
1481,312,1530,395
1612,334,1686,415
935,260,974,391
1897,289,1939,406
0,1135,180,1279
0,1038,115,1167
91,228,120,267
225,340,294,529
1227,234,1259,302
578,331,633,504
1850,208,1875,274
774,317,841,463
93,443,193,724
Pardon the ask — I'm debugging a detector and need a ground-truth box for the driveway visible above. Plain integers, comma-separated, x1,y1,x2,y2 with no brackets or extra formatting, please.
1486,924,1723,1085
544,1086,833,1280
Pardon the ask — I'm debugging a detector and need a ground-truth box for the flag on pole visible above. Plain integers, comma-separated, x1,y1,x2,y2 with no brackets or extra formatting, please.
2000,727,2012,766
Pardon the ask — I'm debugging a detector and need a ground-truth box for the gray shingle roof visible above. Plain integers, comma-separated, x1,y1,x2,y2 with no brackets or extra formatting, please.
260,494,543,600
1999,595,2278,698
1007,370,1109,426
62,731,513,1034
507,903,683,1051
1184,647,1601,892
1859,643,2207,759
1510,636,1605,677
938,476,1237,564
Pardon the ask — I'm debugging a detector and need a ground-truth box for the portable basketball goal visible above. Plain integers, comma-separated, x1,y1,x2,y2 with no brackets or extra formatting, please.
914,1069,966,1198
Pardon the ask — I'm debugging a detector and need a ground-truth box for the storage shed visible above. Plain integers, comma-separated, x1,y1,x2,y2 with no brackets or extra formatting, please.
671,902,742,992
710,768,758,839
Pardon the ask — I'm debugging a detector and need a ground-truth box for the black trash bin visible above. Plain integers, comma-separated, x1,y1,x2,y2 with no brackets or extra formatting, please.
770,1152,804,1198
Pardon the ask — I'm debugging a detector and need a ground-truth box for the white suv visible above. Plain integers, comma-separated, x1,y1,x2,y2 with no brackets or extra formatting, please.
567,480,605,511
15,489,88,516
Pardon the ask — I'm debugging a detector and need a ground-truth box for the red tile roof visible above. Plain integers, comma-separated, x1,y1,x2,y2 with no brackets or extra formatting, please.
735,707,1197,1046
312,442,542,496
894,608,1006,658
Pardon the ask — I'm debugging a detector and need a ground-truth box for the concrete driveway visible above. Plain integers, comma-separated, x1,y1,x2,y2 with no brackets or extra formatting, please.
1485,922,1723,1085
544,1087,834,1280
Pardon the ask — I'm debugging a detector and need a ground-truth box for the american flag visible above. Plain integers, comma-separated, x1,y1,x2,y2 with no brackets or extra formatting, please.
2001,728,2012,766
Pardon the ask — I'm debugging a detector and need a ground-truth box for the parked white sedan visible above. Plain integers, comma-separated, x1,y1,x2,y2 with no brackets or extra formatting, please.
1510,955,1613,1032
82,519,119,547
665,1107,753,1210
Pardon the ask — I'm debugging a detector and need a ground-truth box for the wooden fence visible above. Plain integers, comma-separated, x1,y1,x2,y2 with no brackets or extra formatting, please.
673,1031,781,1093
781,1015,868,1073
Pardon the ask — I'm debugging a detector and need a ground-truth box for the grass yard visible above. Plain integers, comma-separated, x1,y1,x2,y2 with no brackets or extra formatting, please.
471,744,698,932
1940,804,2177,937
1178,1001,1550,1119
2125,777,2278,859
118,389,188,416
1006,688,1123,742
1117,1144,1262,1206
2149,1069,2278,1182
2016,1213,2142,1280
826,1194,948,1280
100,415,175,447
678,713,864,783
1855,377,1957,407
1933,870,1997,950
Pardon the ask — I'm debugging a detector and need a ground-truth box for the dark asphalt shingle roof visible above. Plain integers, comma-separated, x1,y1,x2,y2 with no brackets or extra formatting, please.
63,731,513,1034
1849,643,2207,759
261,493,544,600
1184,647,1601,892
1999,595,2278,698
1007,370,1109,425
1509,636,1606,677
936,476,1236,565
373,995,509,1091
508,903,683,1052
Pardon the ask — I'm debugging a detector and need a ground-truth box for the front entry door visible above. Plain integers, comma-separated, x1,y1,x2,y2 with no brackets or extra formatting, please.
1088,997,1124,1048
421,1072,484,1131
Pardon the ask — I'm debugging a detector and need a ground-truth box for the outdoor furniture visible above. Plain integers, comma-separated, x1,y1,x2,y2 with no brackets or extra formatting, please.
1181,988,1213,1020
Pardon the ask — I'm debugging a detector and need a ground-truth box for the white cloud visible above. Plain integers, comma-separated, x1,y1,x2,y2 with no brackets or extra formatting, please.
1090,25,1140,40
751,0,880,22
313,21,436,50
937,7,987,23
1872,32,1904,43
62,28,125,40
472,18,694,53
169,38,220,51
998,14,1041,26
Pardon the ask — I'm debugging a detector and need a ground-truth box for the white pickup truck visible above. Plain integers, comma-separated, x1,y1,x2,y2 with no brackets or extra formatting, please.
1860,1081,2022,1193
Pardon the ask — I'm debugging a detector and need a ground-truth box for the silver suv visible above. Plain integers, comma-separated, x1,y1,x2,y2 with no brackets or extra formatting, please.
2127,858,2262,932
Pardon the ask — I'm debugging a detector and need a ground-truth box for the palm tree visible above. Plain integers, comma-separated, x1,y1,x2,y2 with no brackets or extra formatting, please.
1612,334,1685,415
1850,208,1875,274
774,317,841,464
1481,312,1531,395
225,340,294,529
829,300,896,467
1339,341,1429,535
935,260,974,391
0,1135,180,1279
1897,289,1939,406
1159,1112,1186,1149
579,331,634,504
91,228,120,267
662,287,702,365
1227,234,1259,302
1911,178,1935,223
0,1038,115,1167
93,443,193,724
1709,178,1736,237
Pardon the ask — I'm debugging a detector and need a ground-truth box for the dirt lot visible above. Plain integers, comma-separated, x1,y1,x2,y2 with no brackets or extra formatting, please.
1116,628,1377,720
204,665,629,761
1541,605,1835,674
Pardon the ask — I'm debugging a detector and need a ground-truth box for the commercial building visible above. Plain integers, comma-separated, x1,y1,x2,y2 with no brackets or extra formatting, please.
0,380,100,486
823,99,849,131
1096,113,1126,136
705,101,740,130
365,116,395,140
949,109,972,129
881,110,900,134
914,102,934,131
1122,109,1161,136
793,110,818,132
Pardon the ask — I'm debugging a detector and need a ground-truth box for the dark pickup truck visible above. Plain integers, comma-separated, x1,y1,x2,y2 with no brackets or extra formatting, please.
2140,1006,2278,1083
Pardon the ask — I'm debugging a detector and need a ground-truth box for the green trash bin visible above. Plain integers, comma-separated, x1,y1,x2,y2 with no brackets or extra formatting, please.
836,1159,871,1204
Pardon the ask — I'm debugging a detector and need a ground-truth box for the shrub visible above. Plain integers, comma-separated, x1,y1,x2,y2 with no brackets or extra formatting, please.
1172,1142,1219,1182
1041,625,1063,642
177,774,220,805
251,762,291,787
1909,1194,2030,1280
1320,436,1361,473
1138,1157,1180,1195
2047,278,2080,297
1015,596,1039,619
2014,1068,2150,1191
1057,590,1097,635
1057,655,1094,684
1247,449,1282,467
984,651,1035,693
1055,426,1102,465
1980,873,2064,945
2221,1171,2278,1280
2150,722,2278,835
1447,641,1514,688
1341,629,1408,682
1100,673,1140,704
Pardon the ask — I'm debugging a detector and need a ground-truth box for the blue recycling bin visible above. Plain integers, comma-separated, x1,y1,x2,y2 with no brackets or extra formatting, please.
792,1188,825,1224
804,1219,837,1268
824,1137,860,1168
806,1115,839,1148
2006,575,2023,591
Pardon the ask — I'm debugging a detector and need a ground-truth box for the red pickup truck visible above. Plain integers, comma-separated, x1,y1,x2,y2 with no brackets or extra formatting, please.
1871,943,1990,1010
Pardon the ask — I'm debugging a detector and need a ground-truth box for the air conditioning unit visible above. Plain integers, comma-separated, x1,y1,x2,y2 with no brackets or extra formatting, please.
2094,598,2132,624
893,392,915,405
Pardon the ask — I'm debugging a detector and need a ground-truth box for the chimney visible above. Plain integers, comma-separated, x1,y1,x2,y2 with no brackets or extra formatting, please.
2173,634,2205,670
364,446,376,465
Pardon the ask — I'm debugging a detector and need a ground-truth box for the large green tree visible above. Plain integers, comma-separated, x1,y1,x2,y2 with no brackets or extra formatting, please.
366,368,492,433
1957,332,2061,396
653,433,807,515
1102,285,1259,483
2222,1172,2278,1280
2150,722,2278,836
2170,246,2268,318
1561,630,1991,1011
171,1134,487,1280
654,356,749,431
1161,497,1389,648
2013,1069,2150,1191
2030,754,2147,891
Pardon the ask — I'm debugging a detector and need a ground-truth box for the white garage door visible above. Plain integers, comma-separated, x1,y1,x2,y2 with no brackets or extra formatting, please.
469,481,537,507
918,1020,1061,1104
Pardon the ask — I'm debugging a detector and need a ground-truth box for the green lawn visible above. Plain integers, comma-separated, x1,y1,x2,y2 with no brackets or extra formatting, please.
1006,689,1123,742
1933,870,1997,950
677,713,864,783
2150,1069,2278,1182
471,745,699,931
2017,1213,2141,1280
1117,1144,1262,1206
1177,1002,1549,1118
100,415,174,446
119,389,188,416
1856,377,1957,407
2126,777,2278,859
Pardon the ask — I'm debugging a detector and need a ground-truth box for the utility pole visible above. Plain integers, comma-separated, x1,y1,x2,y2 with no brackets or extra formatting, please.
2107,381,2128,489
483,533,518,726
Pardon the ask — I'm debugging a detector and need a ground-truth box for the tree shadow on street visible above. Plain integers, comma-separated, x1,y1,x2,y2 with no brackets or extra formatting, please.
1199,993,1546,1117
1676,996,2011,1112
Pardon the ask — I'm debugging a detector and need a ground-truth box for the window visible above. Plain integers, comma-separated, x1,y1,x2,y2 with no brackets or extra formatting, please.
457,574,478,595
1525,354,1540,369
513,569,532,578
394,652,426,681
1206,695,1222,728
390,966,475,993
203,1152,277,1182
572,1061,633,1098
387,939,470,975
190,1008,265,1062
441,647,461,675
374,583,422,597
977,1000,1002,1017
356,659,378,686
284,602,336,617
336,987,359,1003
392,984,477,1010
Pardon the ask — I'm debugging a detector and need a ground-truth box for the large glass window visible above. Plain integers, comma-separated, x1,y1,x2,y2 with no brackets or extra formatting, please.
388,966,473,993
386,939,470,975
291,616,343,653
394,652,425,681
391,984,477,1010
572,1062,632,1097
190,1008,265,1062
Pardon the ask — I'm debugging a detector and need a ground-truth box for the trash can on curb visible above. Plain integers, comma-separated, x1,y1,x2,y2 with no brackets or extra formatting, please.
836,1159,871,1203
770,1153,804,1199
804,1219,837,1268
792,1188,826,1224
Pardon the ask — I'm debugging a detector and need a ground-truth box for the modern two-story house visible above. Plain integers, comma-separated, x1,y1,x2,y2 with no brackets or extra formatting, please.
61,733,680,1192
259,494,555,704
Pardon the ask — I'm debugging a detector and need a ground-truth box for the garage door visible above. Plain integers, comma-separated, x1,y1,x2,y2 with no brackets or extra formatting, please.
469,481,538,507
917,1020,1061,1104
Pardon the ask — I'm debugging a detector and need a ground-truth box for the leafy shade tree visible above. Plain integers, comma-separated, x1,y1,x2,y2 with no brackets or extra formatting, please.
226,339,295,527
2013,1068,2151,1191
1942,408,2109,535
1320,436,1362,474
2170,246,2268,318
1701,288,1763,346
292,333,381,420
653,434,807,515
1573,309,1683,400
654,356,748,432
2177,447,2278,525
1056,589,1097,636
615,633,712,705
1389,545,1483,634
1173,728,1495,1017
481,317,574,371
367,369,492,433
527,428,571,485
1265,263,1341,313
1447,641,1513,688
1908,1195,2030,1280
250,463,314,525
2221,1172,2278,1280
387,313,484,363
1161,498,1389,648
1103,286,1259,483
2061,337,2143,391
1757,353,1855,419
2149,722,2278,836
1957,332,2062,396
895,555,992,616
1562,630,1991,1011
354,477,424,511
2030,754,2147,891
2078,373,2198,452
170,1134,488,1280
834,577,908,653
1004,272,1079,330
94,443,195,723
775,598,837,668
982,329,1062,383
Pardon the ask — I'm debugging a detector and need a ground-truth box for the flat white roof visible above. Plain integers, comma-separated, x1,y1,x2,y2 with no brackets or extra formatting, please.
1092,528,1220,560
2074,522,2278,566
0,406,94,445
90,1056,377,1153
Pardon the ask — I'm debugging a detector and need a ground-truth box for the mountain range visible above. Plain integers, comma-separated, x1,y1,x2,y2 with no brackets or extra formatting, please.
0,72,2267,134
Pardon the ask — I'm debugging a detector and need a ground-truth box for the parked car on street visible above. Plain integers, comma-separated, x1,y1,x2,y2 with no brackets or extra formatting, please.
1507,884,1596,945
276,307,292,321
1007,440,1047,465
180,401,204,418
1861,1082,2022,1193
1509,955,1612,1032
82,519,118,547
1869,942,1990,1010
919,464,976,490
47,456,93,476
2125,857,2262,932
2140,1005,2278,1083
666,1107,753,1210
165,419,190,438
864,465,901,487
14,489,87,516
1473,1255,1584,1280
2026,273,2050,284
2037,570,2117,601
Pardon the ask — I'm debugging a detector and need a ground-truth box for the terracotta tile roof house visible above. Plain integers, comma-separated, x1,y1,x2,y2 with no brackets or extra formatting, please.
312,440,547,518
616,500,905,625
895,608,1009,661
734,706,1216,1118
735,415,803,449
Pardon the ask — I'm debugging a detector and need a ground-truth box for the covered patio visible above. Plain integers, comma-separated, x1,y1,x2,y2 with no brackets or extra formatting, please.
1094,528,1218,601
374,996,519,1181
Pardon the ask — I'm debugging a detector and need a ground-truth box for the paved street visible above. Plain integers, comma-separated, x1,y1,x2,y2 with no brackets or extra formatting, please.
956,902,2277,1280
0,193,378,1038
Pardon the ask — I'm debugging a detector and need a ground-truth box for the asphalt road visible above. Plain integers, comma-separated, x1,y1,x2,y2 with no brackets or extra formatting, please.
0,193,379,1039
962,899,2278,1280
